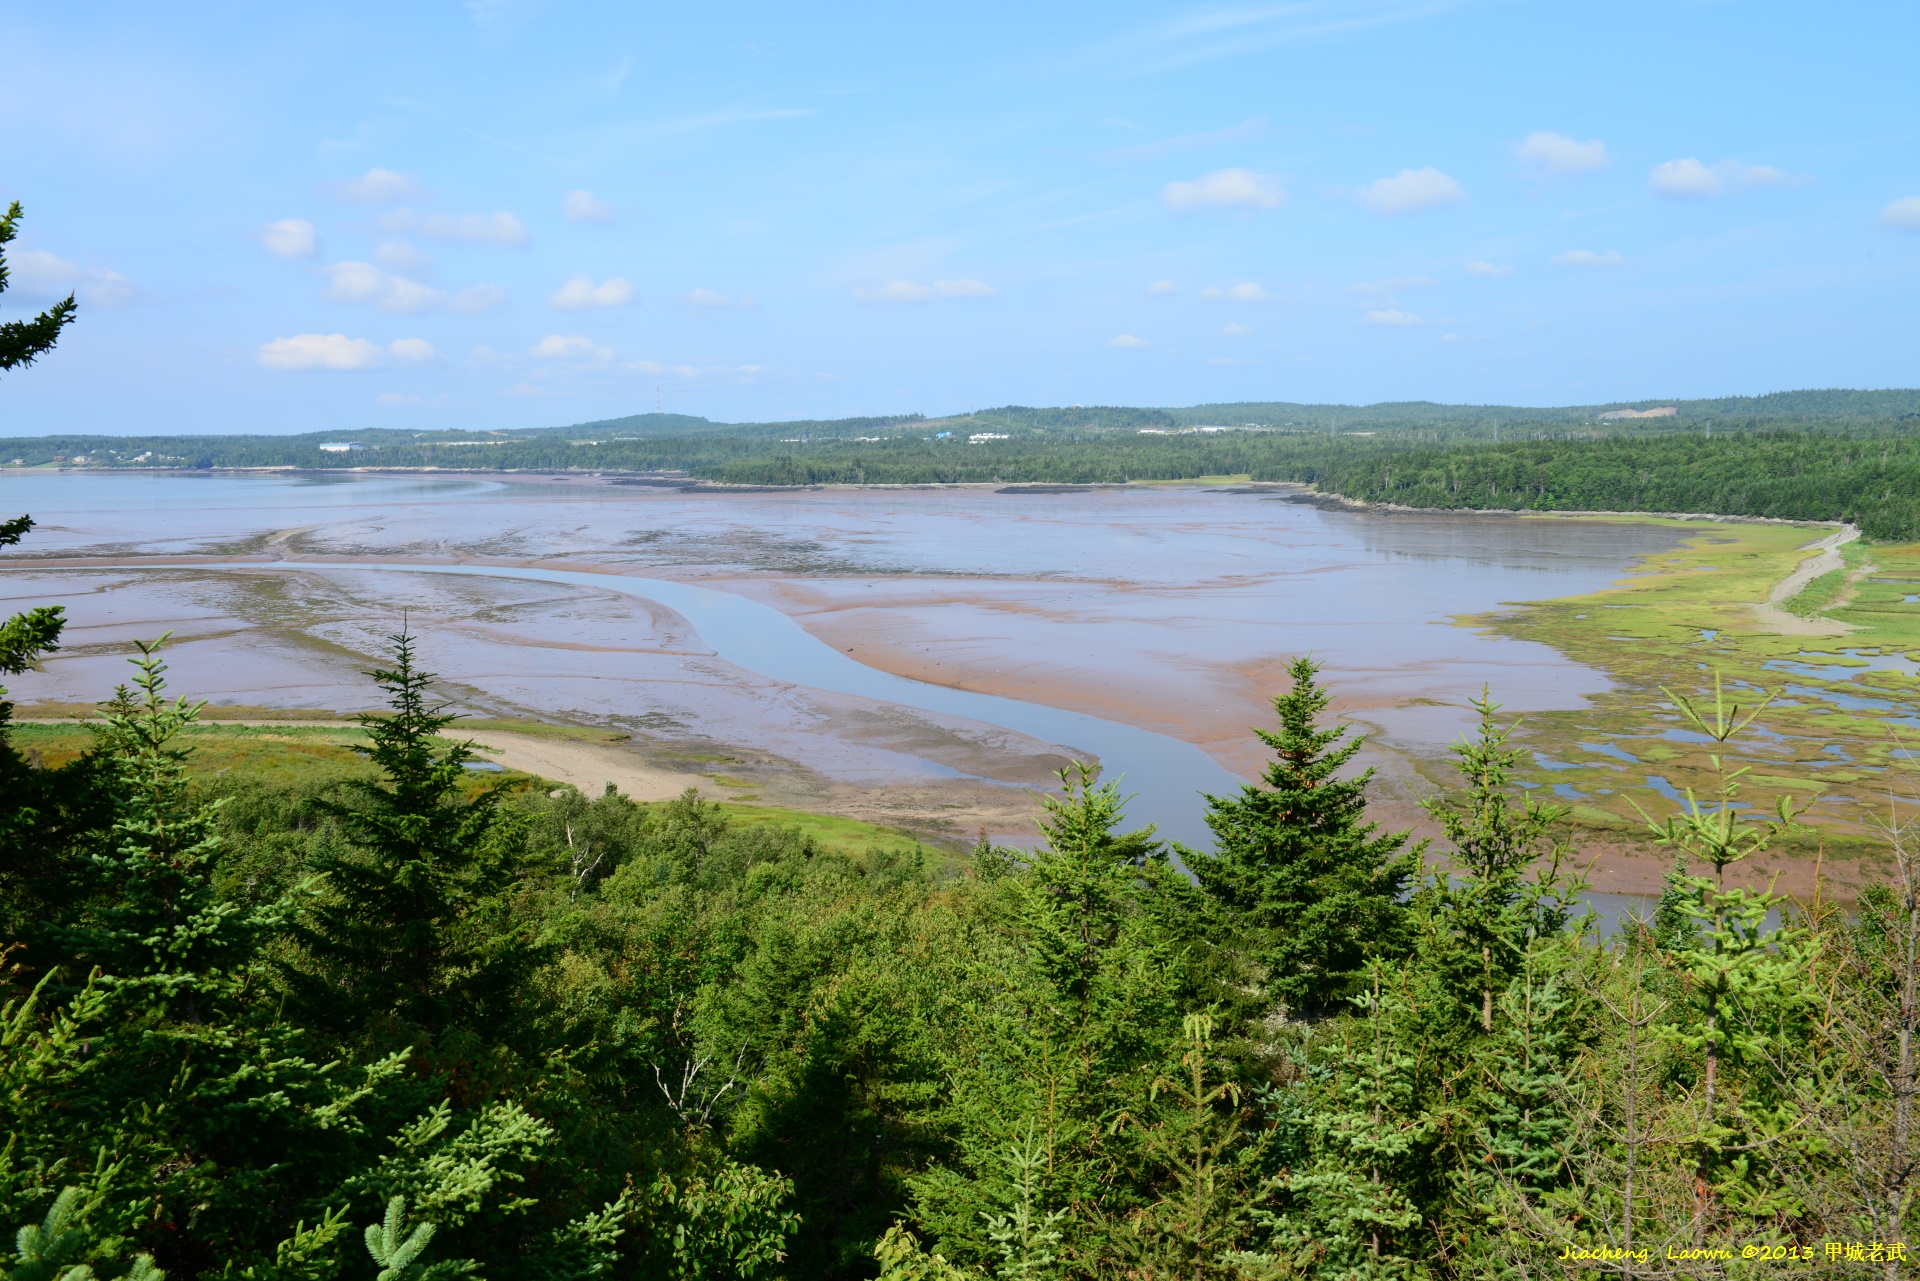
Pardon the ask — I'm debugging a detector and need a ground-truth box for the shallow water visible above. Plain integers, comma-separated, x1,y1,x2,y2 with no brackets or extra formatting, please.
2,471,1685,845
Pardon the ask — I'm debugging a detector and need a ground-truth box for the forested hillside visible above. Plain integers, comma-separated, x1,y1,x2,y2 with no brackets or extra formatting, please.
2,536,1912,1277
12,390,1920,536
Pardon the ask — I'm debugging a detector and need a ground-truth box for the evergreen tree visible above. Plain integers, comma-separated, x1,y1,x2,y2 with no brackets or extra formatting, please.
285,628,531,1037
0,203,78,374
1193,657,1418,1014
64,637,270,1020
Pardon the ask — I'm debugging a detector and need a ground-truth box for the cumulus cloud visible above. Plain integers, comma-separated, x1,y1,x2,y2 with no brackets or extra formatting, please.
854,280,936,302
1146,280,1177,294
530,334,614,361
1515,131,1608,174
1881,197,1920,230
1465,260,1515,278
687,288,756,308
1649,158,1800,198
1109,333,1149,348
8,251,137,307
389,337,438,364
563,189,616,224
934,278,997,297
1365,309,1423,326
1226,281,1269,301
257,333,435,371
260,218,319,259
548,275,636,310
1162,168,1286,212
1355,167,1466,215
373,242,433,272
451,284,508,314
1222,323,1251,336
322,262,446,314
1552,249,1626,267
329,167,425,204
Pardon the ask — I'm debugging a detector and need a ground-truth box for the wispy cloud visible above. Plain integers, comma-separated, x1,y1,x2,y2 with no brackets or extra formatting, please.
1552,249,1626,267
1649,157,1805,198
9,250,137,307
563,189,616,224
1881,197,1920,230
380,209,531,246
548,275,635,310
259,219,320,259
1163,168,1286,212
1514,131,1608,174
1464,260,1514,278
934,278,997,297
1147,280,1178,294
1200,281,1271,301
1109,333,1149,348
258,333,437,371
530,334,614,361
1105,117,1265,162
326,167,425,204
1072,0,1472,76
1365,308,1423,326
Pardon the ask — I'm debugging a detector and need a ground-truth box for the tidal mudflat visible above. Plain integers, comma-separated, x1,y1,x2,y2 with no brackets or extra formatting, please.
3,471,1683,849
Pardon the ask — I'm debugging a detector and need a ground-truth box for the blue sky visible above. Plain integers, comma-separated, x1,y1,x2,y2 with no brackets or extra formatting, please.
3,0,1918,434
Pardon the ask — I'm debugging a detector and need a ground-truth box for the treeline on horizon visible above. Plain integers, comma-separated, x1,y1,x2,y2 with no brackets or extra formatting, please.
2,503,1915,1276
13,387,1920,538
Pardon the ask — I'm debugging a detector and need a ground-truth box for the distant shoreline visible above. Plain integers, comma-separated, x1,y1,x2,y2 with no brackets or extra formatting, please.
2,464,1853,533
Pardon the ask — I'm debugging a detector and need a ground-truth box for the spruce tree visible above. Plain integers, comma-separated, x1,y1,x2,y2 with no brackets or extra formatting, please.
286,628,529,1037
0,202,78,374
1193,656,1418,1013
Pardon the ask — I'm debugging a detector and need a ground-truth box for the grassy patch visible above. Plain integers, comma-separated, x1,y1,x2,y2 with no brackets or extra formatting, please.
1471,517,1920,861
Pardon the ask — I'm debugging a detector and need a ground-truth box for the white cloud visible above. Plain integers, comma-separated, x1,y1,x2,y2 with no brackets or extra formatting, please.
530,334,614,361
1162,168,1287,212
9,250,137,307
389,337,438,364
260,218,319,259
383,209,531,246
1355,167,1466,215
1365,309,1423,326
504,381,543,396
1881,197,1920,230
257,333,433,371
322,261,446,314
563,189,616,224
1109,333,1149,348
1649,158,1801,198
1465,260,1515,278
1552,249,1626,267
1146,280,1177,294
855,280,936,302
1514,131,1608,174
329,167,425,204
934,278,997,297
373,241,433,272
687,288,756,308
450,284,508,315
1226,281,1269,301
1222,322,1251,336
548,274,635,310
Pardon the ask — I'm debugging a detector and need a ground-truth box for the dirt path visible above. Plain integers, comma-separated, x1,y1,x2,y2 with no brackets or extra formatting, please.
19,718,717,800
1748,524,1861,635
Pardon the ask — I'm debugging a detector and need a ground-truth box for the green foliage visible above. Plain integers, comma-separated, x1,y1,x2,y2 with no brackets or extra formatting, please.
0,203,78,375
284,628,531,1037
1192,656,1418,1013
